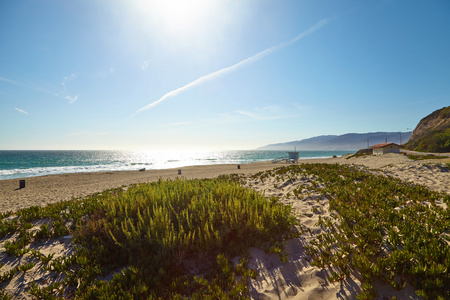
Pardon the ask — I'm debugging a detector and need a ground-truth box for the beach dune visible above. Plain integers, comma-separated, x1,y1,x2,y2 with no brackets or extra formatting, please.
0,153,449,299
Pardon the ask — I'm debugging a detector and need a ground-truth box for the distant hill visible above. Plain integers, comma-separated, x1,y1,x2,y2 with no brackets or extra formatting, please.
257,132,411,151
403,106,450,153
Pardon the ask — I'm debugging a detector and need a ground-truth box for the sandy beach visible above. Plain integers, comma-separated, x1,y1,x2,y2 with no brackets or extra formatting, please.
244,154,449,299
1,153,449,299
0,161,281,214
1,153,449,214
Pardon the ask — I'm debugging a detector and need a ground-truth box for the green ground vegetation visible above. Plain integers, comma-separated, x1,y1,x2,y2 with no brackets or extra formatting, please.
253,164,450,300
1,164,450,299
0,177,297,299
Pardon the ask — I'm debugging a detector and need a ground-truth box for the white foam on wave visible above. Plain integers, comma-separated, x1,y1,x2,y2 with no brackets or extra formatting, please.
0,151,347,181
0,158,232,180
0,163,154,180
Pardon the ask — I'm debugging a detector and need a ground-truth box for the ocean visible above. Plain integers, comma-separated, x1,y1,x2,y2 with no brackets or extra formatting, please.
0,150,353,180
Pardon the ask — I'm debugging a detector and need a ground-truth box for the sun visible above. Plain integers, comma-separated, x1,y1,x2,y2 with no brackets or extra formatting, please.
135,0,217,37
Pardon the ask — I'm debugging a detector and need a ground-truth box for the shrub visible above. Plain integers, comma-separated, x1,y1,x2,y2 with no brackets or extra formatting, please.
275,163,450,299
70,178,297,298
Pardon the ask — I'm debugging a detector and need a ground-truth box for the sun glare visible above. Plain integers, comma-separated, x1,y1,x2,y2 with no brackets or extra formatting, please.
136,0,216,36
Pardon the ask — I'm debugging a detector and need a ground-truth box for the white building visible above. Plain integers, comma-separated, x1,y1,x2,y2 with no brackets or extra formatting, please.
371,143,401,155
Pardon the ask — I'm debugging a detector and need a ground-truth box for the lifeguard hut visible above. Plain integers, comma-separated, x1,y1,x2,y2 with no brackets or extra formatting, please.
287,151,299,163
271,148,300,164
287,147,299,163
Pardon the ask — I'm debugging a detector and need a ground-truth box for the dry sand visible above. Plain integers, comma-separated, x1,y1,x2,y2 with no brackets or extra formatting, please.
0,162,280,214
1,153,449,299
243,153,450,300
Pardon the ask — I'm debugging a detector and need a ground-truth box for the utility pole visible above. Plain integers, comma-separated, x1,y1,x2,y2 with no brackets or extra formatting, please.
407,128,414,150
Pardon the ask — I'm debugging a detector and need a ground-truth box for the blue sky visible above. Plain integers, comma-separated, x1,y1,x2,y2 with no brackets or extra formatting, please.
1,0,449,150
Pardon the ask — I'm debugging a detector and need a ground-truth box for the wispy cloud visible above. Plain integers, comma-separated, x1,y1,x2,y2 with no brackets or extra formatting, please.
235,110,257,118
15,107,29,115
2,75,78,104
61,73,77,90
60,73,80,103
140,60,150,71
234,106,290,121
0,77,20,86
292,103,309,111
2,75,59,97
32,85,60,97
65,95,78,104
136,19,329,114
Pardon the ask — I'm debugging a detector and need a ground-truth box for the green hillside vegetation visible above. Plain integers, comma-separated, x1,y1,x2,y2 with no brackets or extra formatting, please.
405,127,450,152
404,106,450,152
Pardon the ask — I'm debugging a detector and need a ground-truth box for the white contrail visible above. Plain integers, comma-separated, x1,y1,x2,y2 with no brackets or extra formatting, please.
0,77,20,85
136,19,329,113
15,107,29,115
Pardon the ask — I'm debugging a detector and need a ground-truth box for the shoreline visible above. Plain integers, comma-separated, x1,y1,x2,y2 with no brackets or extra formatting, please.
0,160,295,213
1,153,449,214
0,150,353,182
2,149,448,183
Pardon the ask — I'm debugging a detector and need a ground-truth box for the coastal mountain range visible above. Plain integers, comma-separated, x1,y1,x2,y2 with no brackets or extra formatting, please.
256,132,411,151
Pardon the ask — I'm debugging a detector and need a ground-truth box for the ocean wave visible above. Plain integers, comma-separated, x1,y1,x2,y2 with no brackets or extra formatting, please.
0,163,153,180
0,150,349,181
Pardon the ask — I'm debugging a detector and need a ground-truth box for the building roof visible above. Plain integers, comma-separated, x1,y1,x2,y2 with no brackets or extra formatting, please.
370,143,400,149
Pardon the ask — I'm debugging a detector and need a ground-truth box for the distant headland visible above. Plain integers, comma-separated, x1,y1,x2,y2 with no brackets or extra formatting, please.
256,131,411,151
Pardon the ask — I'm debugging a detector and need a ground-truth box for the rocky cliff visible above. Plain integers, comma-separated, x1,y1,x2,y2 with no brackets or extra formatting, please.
404,106,450,152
